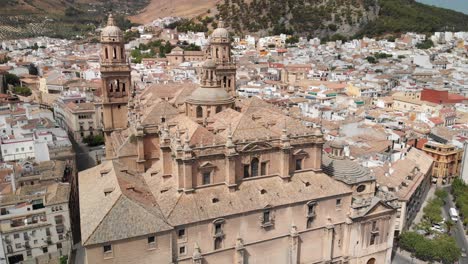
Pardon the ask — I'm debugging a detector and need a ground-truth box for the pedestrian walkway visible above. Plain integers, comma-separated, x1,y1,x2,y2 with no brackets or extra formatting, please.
410,185,436,230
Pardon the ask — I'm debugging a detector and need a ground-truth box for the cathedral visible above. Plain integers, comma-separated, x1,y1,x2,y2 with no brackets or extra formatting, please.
79,15,397,264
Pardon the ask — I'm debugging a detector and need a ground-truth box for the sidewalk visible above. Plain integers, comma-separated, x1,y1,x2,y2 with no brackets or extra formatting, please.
410,185,436,230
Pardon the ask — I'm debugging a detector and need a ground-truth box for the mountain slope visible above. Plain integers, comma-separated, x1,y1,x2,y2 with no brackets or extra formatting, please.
357,0,468,37
216,0,468,37
0,0,148,39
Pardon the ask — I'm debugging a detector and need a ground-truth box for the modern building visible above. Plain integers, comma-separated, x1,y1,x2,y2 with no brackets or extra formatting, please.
78,15,398,264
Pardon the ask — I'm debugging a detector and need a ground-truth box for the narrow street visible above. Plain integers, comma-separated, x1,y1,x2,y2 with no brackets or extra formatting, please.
443,186,468,264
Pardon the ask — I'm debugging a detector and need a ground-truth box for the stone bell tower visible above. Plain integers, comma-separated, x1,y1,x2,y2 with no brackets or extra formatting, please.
100,14,131,157
209,20,237,96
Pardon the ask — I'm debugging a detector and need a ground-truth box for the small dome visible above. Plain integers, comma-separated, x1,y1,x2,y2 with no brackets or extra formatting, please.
101,14,123,41
330,140,345,149
202,59,216,69
211,19,229,39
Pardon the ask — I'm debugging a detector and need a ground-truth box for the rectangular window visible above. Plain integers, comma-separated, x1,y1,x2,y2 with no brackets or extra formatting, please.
148,236,155,244
295,159,302,171
13,233,19,239
243,165,250,178
178,229,185,239
15,243,21,249
202,172,211,185
179,245,186,255
57,243,62,249
263,210,271,224
336,199,342,206
42,247,48,253
261,162,267,175
103,244,112,253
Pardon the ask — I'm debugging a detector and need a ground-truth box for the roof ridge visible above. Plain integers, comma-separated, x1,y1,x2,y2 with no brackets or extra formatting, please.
83,193,123,245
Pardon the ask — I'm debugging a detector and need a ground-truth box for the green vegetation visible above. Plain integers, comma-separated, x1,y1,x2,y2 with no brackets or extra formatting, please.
83,134,104,147
398,55,406,59
414,189,447,234
12,86,31,96
399,232,460,264
166,18,208,33
452,178,468,226
286,36,300,45
416,39,434,50
124,30,140,43
366,56,377,64
0,0,147,39
357,0,468,37
130,40,173,63
5,73,19,86
215,0,468,38
59,255,68,264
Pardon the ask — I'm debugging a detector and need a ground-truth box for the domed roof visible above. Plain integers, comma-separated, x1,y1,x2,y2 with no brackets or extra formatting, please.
101,14,123,40
330,140,345,149
211,20,229,39
322,154,374,185
202,59,216,69
186,87,234,105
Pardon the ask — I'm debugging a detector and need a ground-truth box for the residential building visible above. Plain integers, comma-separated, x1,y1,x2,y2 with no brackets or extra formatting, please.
421,141,463,185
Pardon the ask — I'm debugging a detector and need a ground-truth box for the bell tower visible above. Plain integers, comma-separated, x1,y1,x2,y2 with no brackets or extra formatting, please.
210,20,237,96
100,14,131,158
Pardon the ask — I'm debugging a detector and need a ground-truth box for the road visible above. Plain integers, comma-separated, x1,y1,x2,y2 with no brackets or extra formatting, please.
443,186,468,264
73,142,104,172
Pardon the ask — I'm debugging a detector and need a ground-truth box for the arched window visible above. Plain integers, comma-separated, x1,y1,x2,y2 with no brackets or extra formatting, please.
196,106,203,118
251,158,259,177
116,80,120,92
122,83,126,92
113,47,117,59
367,258,376,264
105,48,109,59
109,83,113,92
215,106,222,113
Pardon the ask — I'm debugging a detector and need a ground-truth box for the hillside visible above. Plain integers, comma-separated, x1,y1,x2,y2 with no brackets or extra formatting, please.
0,0,148,39
217,0,468,38
129,0,221,24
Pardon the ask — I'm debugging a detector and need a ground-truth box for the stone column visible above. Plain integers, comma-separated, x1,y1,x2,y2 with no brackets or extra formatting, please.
280,126,292,180
235,237,245,264
160,124,172,176
288,225,299,264
322,225,334,263
193,243,203,264
183,135,194,192
225,129,238,189
136,125,145,172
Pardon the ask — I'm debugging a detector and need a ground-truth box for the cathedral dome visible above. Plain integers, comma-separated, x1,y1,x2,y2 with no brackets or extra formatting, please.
202,59,216,69
101,14,123,42
211,20,229,40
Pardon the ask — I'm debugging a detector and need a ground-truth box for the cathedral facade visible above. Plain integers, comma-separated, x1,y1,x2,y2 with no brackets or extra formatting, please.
79,15,397,264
